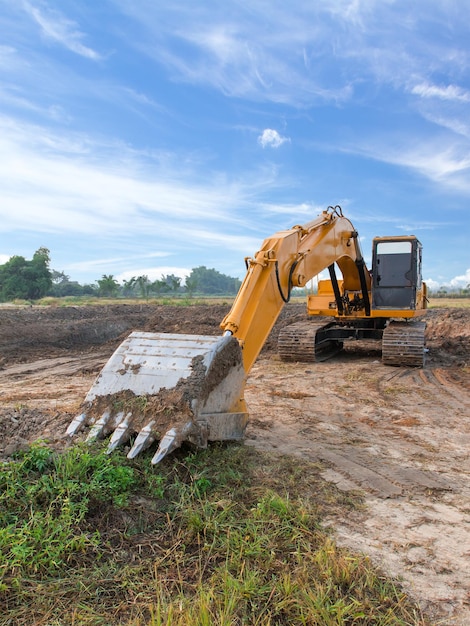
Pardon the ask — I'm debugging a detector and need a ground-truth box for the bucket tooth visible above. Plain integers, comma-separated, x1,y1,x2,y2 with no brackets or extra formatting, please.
127,421,156,459
66,412,88,436
150,421,202,465
151,427,180,465
85,410,112,442
106,412,133,453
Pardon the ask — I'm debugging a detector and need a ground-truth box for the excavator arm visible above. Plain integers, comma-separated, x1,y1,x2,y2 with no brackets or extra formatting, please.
221,206,371,373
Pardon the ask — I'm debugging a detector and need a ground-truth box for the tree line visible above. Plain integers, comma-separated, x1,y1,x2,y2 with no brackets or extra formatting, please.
0,248,242,302
2,247,468,303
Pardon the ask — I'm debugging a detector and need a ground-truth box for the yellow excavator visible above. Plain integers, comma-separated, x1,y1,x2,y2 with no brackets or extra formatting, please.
67,206,427,463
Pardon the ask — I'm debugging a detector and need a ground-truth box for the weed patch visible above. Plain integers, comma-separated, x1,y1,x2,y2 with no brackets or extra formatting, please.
0,443,427,625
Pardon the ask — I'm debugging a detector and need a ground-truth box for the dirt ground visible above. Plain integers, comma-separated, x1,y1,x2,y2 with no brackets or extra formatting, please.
0,303,469,624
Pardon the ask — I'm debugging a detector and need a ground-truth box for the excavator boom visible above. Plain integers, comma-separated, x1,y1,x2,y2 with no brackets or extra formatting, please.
221,206,370,371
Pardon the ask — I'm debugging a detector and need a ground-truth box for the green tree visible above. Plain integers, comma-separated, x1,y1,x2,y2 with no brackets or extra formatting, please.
186,266,241,295
151,278,171,296
136,275,151,299
0,247,52,301
184,274,198,297
162,273,181,295
122,277,138,297
51,269,70,284
82,283,98,296
48,270,85,297
0,256,28,301
28,248,53,299
97,274,120,297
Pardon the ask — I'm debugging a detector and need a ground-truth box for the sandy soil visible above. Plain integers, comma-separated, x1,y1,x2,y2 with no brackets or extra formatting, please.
0,303,469,624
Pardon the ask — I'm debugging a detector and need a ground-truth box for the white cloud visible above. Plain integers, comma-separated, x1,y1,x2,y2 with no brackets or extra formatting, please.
66,252,169,273
113,1,469,111
424,277,441,291
259,201,323,217
117,3,357,105
0,115,274,283
425,270,470,290
449,268,470,288
0,116,250,237
411,82,470,103
22,1,101,60
116,267,191,283
338,135,470,192
258,128,290,149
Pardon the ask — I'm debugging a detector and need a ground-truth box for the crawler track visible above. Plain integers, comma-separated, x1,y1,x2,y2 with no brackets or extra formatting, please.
278,321,342,362
382,320,426,367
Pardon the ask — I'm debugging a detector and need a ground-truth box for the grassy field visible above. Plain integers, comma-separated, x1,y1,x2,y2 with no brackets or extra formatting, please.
427,297,470,308
0,442,429,625
4,294,470,309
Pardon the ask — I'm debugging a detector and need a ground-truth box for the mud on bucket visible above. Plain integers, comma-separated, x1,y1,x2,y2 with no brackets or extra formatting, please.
66,332,248,464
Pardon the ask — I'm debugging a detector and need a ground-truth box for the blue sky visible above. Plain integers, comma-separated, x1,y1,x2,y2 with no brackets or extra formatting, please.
1,1,469,290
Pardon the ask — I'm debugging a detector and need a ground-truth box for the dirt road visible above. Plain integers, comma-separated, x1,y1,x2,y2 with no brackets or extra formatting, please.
0,303,469,624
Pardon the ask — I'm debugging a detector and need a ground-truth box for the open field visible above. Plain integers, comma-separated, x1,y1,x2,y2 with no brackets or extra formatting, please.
428,297,470,308
0,302,469,624
2,294,469,309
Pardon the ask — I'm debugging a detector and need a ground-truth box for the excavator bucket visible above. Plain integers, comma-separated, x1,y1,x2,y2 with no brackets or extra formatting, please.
66,331,248,464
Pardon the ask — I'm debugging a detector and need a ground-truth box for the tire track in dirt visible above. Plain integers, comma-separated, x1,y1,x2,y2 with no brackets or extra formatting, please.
417,368,470,408
245,355,470,624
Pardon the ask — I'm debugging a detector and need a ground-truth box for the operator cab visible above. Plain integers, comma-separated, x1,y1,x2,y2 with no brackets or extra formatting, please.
371,236,423,310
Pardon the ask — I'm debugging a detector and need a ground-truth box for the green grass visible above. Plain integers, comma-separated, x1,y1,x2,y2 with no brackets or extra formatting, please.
0,443,427,625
